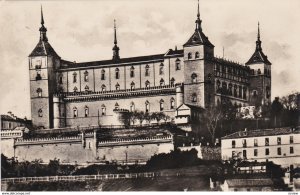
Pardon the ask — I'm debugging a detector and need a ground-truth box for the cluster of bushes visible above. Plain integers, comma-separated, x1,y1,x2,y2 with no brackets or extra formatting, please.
1,154,75,178
118,110,172,127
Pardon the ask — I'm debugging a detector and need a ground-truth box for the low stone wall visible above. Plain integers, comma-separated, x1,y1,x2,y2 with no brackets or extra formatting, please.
8,135,174,164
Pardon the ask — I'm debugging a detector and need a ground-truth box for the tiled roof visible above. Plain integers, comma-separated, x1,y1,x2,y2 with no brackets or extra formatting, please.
183,29,214,48
164,49,184,57
245,48,271,65
226,178,273,187
60,53,165,69
222,127,300,139
0,115,29,123
29,40,60,58
211,57,250,70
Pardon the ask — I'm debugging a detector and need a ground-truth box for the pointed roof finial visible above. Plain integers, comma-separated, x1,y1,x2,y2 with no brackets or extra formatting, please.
195,0,202,31
112,19,120,60
41,5,44,25
197,0,200,18
257,22,260,41
114,19,117,45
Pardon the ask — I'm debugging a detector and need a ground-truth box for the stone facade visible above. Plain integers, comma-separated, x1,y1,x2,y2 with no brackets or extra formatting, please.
28,3,272,129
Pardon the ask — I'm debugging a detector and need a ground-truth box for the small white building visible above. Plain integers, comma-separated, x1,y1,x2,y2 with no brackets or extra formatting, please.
221,127,300,168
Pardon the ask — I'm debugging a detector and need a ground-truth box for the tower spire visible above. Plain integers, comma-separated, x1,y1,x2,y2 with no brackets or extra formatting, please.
41,5,44,25
195,0,202,31
256,22,262,50
112,19,120,60
39,5,48,42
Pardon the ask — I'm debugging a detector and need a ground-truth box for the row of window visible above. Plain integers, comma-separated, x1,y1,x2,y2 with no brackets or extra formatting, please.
232,136,294,148
187,52,201,60
64,61,182,84
70,78,176,93
233,146,294,158
216,80,247,99
215,64,249,77
71,99,176,117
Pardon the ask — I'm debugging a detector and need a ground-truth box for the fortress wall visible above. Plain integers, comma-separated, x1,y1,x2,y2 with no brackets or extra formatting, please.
96,141,174,162
15,142,94,163
12,136,174,164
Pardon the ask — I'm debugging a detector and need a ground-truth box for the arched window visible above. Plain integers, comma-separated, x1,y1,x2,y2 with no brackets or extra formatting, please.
160,99,164,111
36,69,42,80
195,52,200,59
192,93,197,102
131,82,135,90
159,63,164,75
145,100,150,112
257,69,261,75
38,109,43,117
115,102,119,110
191,73,197,83
73,86,78,92
160,78,165,86
188,52,192,60
130,66,135,78
234,85,237,97
222,82,227,94
37,88,42,97
175,58,181,70
145,80,150,88
101,105,106,116
101,69,105,80
216,80,221,92
170,98,175,109
84,71,88,82
243,87,247,99
59,74,63,84
253,90,258,97
101,84,106,92
170,78,175,86
73,72,77,83
73,107,78,118
238,86,242,98
228,83,233,95
130,102,135,112
115,68,120,79
84,106,89,117
85,85,89,92
145,65,150,76
115,83,120,90
266,86,270,98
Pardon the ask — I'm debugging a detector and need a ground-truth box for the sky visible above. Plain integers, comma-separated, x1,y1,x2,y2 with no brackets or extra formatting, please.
0,0,299,119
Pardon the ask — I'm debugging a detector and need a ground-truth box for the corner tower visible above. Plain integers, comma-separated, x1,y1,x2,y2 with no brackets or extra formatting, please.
246,23,272,107
28,7,60,129
183,0,214,108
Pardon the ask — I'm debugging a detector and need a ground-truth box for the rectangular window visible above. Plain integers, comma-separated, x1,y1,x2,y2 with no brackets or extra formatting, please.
232,151,235,158
243,150,247,158
265,138,269,146
290,147,294,154
265,148,269,155
254,149,258,156
232,140,236,148
242,139,247,148
254,139,258,147
277,147,281,155
290,136,293,144
277,137,281,145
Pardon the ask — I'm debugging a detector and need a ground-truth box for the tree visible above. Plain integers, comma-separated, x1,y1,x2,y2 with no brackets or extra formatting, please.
271,97,283,127
151,112,165,124
136,111,145,126
118,111,131,127
202,106,223,144
144,112,152,124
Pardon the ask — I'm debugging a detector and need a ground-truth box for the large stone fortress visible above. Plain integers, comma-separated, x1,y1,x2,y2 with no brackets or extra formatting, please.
29,2,271,129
